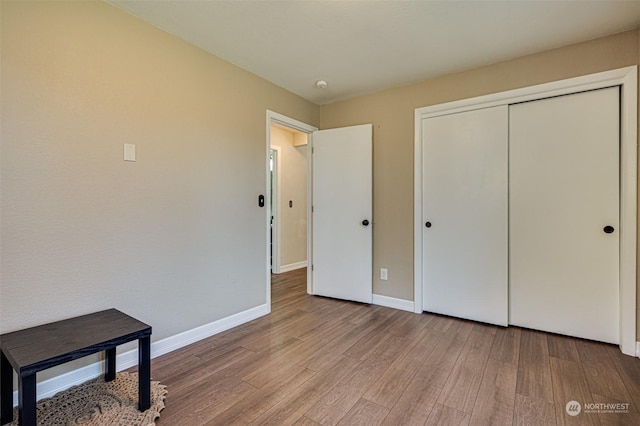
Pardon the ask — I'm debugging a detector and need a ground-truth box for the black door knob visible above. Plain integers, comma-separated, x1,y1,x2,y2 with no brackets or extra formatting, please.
362,219,370,226
603,225,615,234
425,221,432,228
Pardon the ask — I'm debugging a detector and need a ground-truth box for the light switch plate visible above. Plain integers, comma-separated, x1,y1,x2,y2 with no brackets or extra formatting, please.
124,144,136,162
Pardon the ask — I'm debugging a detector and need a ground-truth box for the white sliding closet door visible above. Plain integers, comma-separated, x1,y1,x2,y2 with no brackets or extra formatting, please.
509,87,620,344
422,106,508,326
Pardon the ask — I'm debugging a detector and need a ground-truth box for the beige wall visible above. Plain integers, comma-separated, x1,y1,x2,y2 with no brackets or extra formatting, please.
2,2,639,391
0,0,319,382
320,30,640,340
270,126,308,268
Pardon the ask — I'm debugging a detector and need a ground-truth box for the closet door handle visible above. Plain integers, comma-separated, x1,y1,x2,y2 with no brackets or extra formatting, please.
425,221,432,228
603,225,615,234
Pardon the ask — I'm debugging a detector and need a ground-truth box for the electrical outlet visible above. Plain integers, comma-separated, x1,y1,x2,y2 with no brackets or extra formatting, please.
380,268,388,280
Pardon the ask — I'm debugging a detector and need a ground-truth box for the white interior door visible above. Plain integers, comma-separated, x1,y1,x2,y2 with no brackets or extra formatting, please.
422,106,508,326
312,124,372,303
509,87,620,344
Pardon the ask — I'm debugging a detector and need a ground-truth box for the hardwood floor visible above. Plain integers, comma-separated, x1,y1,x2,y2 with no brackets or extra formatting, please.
150,269,640,425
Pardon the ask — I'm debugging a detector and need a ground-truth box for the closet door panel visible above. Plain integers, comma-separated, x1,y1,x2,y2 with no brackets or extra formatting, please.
509,87,620,344
422,106,508,326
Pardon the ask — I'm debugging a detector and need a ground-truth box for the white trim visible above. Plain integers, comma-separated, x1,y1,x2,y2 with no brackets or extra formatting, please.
150,303,269,357
636,341,640,358
269,145,282,274
414,66,637,356
11,303,269,406
268,111,318,134
618,67,637,357
415,66,636,119
266,111,317,301
372,294,415,312
306,132,314,296
413,107,424,314
278,260,308,273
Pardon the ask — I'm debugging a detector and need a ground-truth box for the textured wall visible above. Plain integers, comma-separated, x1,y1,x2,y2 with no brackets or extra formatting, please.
0,0,319,382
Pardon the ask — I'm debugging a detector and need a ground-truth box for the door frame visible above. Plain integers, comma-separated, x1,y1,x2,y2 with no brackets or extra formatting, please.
269,146,282,273
266,111,318,308
414,66,638,356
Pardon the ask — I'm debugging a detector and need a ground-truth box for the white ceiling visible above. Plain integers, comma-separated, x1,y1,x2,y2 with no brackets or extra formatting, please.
108,0,640,105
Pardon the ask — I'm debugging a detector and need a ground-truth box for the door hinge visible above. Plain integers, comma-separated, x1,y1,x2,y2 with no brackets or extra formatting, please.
311,264,314,271
312,205,314,213
312,147,315,154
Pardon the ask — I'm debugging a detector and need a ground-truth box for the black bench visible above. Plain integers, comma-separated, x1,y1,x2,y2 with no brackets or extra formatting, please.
0,309,152,426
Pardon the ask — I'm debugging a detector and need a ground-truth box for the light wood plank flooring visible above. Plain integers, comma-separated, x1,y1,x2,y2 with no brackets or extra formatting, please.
150,268,640,425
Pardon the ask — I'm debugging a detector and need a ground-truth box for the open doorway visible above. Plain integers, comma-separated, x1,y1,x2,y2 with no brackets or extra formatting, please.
266,111,317,308
270,125,308,274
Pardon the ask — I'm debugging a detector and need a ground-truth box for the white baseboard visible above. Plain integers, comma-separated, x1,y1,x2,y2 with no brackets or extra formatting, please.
372,294,415,312
278,260,307,273
12,303,269,406
636,341,640,358
150,304,269,358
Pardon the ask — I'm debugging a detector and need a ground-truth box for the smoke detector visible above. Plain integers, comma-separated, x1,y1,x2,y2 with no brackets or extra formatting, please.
315,80,328,89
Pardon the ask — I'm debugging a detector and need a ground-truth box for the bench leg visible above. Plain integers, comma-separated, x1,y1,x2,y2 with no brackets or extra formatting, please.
1,352,13,425
138,336,150,411
18,374,36,426
105,348,116,382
